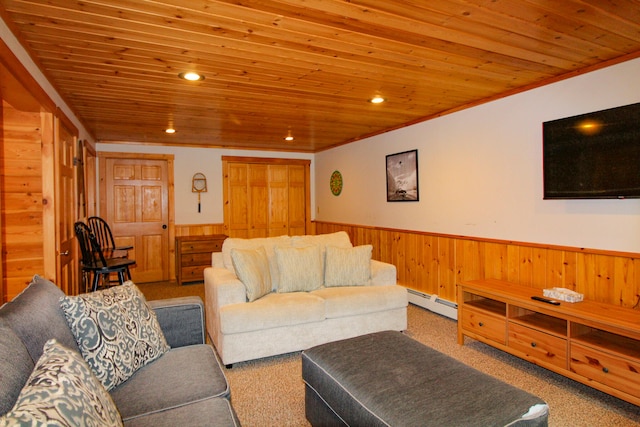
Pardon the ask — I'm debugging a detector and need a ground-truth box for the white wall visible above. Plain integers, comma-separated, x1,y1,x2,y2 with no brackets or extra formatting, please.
315,58,640,254
96,144,315,225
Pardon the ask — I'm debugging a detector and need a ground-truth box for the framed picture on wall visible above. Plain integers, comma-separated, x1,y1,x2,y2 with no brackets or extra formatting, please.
386,149,419,202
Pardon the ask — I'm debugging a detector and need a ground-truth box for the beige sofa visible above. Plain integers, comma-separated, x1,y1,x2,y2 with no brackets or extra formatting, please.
204,232,408,366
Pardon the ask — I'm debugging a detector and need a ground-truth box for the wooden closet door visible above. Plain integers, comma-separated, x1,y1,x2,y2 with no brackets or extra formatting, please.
223,157,310,238
288,165,307,236
268,165,289,236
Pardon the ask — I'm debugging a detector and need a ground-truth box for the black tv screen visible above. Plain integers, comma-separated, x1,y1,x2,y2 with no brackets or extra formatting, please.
543,102,640,199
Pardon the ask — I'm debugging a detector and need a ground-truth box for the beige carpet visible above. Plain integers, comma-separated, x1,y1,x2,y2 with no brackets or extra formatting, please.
138,281,640,426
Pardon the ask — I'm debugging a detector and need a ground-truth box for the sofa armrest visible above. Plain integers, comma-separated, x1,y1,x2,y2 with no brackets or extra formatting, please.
204,267,247,350
204,267,247,307
148,297,205,348
371,259,397,286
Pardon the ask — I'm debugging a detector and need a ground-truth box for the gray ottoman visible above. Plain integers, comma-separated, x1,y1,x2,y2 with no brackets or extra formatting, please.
302,331,548,427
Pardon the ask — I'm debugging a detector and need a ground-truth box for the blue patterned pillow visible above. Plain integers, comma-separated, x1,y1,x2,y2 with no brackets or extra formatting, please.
0,339,122,427
60,282,170,391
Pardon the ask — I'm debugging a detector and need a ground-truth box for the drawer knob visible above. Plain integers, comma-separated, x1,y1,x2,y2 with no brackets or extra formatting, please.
479,322,484,327
602,367,609,373
531,342,537,348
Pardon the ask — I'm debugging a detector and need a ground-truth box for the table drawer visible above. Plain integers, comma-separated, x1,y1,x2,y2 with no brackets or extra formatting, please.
180,252,211,266
461,307,506,345
180,240,223,253
508,323,567,369
180,266,205,281
570,343,640,399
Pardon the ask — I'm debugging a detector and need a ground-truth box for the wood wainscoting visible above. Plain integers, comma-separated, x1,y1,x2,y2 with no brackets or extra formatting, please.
172,221,639,309
315,221,640,309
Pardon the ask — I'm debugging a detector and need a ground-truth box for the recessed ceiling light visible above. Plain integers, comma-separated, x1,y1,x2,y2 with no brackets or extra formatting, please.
178,72,205,81
165,128,176,134
369,96,385,104
284,129,294,141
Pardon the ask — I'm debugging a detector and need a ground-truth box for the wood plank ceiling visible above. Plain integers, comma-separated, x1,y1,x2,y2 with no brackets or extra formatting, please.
1,0,639,152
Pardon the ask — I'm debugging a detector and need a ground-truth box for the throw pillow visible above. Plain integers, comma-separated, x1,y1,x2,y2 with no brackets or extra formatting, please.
231,246,272,302
324,245,373,287
275,245,323,293
0,339,123,427
59,282,170,391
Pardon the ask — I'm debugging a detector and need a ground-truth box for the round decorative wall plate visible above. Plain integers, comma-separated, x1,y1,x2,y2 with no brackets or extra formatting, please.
330,170,343,196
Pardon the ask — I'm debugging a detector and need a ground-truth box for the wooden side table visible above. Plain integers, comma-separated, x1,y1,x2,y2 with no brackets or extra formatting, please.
175,234,227,285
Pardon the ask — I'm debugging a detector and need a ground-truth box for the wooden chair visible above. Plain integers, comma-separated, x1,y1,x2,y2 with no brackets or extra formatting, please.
74,222,136,292
87,216,133,259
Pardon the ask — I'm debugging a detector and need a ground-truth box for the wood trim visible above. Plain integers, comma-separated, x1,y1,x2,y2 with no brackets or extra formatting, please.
315,221,640,309
221,156,311,166
0,39,55,113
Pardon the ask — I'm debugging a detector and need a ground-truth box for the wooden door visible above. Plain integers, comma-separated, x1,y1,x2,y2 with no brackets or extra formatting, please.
222,157,311,238
249,164,269,238
225,162,249,238
100,155,172,283
288,165,307,236
54,117,79,295
269,165,289,236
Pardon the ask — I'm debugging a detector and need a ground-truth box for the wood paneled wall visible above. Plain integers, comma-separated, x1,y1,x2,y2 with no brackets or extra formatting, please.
172,221,640,309
1,101,49,301
316,221,640,309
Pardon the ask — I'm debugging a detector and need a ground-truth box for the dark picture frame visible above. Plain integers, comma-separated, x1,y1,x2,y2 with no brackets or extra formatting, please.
386,149,419,202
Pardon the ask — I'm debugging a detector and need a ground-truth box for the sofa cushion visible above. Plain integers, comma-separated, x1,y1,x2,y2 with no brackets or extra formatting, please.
109,345,229,421
60,282,170,391
311,285,408,318
122,397,240,427
231,246,272,302
291,231,353,251
0,339,122,427
0,275,80,362
275,245,324,293
222,235,291,289
0,318,34,416
324,245,372,287
292,232,353,275
220,292,326,334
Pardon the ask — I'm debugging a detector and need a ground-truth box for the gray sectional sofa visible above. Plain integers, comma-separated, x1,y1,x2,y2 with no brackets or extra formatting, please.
0,275,240,426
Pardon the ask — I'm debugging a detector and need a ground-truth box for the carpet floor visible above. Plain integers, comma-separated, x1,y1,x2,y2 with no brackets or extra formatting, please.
138,281,640,426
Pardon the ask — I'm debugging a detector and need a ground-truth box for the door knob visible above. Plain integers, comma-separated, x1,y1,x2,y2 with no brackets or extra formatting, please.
162,224,167,229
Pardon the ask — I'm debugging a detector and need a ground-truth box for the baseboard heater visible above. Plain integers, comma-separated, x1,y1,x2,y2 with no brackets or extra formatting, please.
407,289,458,320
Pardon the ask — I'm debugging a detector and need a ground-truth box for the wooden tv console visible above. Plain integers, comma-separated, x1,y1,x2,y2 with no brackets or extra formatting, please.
458,279,640,406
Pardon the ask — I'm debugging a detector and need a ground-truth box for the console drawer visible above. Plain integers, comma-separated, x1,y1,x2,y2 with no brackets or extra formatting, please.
508,323,567,369
461,307,506,345
570,343,640,399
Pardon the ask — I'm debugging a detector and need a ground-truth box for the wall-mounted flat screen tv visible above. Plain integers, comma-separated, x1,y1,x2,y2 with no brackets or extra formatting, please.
543,102,640,199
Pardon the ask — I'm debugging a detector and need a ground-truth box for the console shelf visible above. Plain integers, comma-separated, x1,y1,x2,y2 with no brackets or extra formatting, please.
458,279,640,406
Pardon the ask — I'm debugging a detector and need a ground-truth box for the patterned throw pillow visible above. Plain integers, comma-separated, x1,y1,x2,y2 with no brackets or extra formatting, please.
275,245,323,293
59,282,170,391
324,245,373,287
231,246,272,302
0,339,123,427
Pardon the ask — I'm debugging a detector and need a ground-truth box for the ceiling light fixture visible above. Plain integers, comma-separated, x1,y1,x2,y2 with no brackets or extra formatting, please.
284,129,294,141
178,71,205,81
369,96,386,104
165,128,176,134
